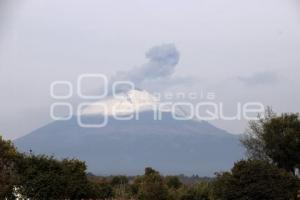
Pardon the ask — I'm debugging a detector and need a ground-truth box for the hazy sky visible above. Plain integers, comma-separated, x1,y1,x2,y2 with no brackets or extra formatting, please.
1,0,300,139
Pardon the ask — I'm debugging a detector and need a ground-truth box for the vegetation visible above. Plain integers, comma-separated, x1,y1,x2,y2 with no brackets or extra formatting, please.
211,160,299,200
0,137,20,199
17,155,95,199
0,137,113,199
0,109,300,199
0,136,213,200
241,108,300,173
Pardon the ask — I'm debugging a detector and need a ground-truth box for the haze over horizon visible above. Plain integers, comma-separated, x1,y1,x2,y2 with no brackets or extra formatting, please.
1,0,300,139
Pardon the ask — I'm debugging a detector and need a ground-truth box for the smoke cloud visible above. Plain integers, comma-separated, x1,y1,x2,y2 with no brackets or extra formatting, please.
237,71,279,86
111,44,180,89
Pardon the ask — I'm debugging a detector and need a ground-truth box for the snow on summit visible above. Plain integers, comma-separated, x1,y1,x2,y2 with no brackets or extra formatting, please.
81,89,160,116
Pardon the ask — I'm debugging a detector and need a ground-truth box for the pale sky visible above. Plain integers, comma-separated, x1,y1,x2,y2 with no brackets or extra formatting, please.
1,0,300,139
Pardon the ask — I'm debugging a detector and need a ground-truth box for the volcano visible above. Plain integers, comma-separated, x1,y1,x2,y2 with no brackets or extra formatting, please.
14,89,243,176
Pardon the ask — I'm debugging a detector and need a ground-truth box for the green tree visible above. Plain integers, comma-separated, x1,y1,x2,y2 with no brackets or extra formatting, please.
0,136,113,199
165,176,182,190
89,182,113,199
178,182,211,200
111,175,129,186
135,167,168,200
17,155,93,199
211,160,299,200
110,175,129,199
61,158,92,199
0,136,20,199
241,108,300,173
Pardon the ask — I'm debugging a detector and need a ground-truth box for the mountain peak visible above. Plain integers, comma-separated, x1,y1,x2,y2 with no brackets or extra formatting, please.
81,89,159,116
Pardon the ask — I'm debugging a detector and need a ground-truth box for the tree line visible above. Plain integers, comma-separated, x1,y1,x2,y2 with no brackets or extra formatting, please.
1,108,300,199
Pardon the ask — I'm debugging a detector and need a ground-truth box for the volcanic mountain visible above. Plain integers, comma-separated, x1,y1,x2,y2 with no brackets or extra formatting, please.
14,89,243,176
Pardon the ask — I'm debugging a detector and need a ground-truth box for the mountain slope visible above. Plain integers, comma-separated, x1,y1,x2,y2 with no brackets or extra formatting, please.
14,90,244,176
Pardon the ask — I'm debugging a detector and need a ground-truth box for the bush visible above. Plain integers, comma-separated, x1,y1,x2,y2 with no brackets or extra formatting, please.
134,167,168,200
178,182,211,200
17,155,93,199
0,136,20,199
211,160,300,200
165,176,182,189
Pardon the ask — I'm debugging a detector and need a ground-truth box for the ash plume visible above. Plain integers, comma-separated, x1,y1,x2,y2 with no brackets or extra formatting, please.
111,44,180,91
